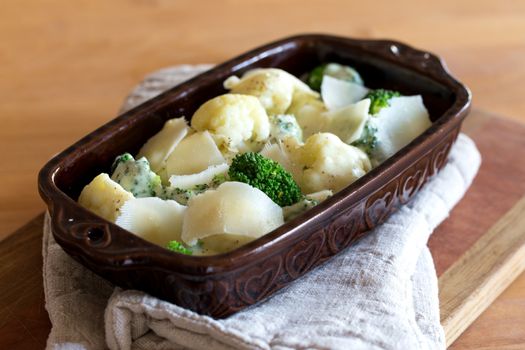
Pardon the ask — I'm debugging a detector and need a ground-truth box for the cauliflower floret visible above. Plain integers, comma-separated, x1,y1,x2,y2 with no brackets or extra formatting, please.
224,68,318,115
191,94,270,153
292,133,372,193
286,92,329,137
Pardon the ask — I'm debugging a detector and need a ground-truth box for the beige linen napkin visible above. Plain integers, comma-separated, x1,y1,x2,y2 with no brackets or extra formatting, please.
43,65,481,350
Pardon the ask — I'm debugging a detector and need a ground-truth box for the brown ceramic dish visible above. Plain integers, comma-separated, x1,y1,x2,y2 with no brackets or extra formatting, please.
38,34,470,318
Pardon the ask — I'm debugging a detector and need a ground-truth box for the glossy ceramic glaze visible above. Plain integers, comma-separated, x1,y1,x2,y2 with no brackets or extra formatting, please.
38,34,470,318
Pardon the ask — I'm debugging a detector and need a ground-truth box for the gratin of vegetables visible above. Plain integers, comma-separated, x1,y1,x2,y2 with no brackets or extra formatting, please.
78,64,431,255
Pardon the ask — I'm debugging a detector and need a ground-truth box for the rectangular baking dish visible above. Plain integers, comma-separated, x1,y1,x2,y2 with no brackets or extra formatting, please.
38,34,470,318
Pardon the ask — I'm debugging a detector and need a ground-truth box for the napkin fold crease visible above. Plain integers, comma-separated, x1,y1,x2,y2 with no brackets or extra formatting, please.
43,65,481,350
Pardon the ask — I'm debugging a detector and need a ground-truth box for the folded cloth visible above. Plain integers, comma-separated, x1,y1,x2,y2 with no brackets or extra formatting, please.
43,65,482,350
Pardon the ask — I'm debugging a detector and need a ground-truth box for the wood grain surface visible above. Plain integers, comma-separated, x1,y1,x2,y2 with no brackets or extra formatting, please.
441,196,525,346
429,116,525,276
2,1,525,349
427,115,525,346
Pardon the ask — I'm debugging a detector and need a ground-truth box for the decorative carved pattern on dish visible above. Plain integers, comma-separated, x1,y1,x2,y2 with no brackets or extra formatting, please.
326,205,363,254
235,255,283,305
284,229,326,279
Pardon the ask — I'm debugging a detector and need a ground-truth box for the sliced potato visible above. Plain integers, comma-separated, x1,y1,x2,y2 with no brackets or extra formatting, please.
371,95,432,162
259,141,302,184
324,98,371,144
115,197,186,246
165,131,225,176
168,163,229,190
78,173,133,222
182,182,283,246
137,118,190,174
321,75,369,111
260,142,293,173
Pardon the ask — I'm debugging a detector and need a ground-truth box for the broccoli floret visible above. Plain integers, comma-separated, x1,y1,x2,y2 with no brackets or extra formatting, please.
282,190,332,221
269,114,303,142
166,240,193,255
306,63,364,91
161,173,229,205
283,197,319,221
111,153,133,173
228,152,301,206
366,89,401,115
160,187,194,205
306,64,327,91
210,173,228,188
111,153,162,198
351,121,378,156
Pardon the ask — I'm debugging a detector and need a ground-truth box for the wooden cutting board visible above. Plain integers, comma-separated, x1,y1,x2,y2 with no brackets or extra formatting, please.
0,109,524,349
429,111,525,346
